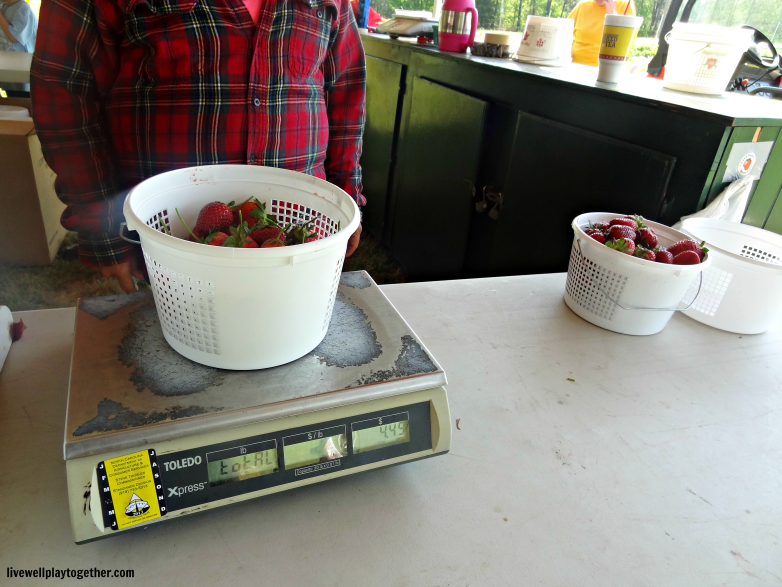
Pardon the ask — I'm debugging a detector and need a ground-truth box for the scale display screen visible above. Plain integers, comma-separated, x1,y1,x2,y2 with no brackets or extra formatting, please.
206,440,278,487
283,425,347,470
352,412,410,454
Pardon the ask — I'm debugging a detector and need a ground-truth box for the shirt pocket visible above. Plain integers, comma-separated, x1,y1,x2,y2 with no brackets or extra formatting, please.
287,6,332,79
120,0,208,80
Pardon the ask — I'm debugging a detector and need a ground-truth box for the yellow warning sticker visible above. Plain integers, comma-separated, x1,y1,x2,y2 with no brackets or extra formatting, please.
104,450,161,529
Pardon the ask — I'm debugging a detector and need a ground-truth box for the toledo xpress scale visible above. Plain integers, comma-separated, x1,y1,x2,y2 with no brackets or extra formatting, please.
64,271,451,543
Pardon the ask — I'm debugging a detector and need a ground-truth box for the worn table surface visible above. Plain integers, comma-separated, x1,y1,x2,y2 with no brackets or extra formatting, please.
0,50,31,84
1,273,780,586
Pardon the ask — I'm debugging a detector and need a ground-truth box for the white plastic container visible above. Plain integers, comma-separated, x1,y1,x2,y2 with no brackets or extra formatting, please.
679,218,782,334
663,23,753,95
514,16,574,66
123,165,360,370
0,105,30,119
564,213,711,336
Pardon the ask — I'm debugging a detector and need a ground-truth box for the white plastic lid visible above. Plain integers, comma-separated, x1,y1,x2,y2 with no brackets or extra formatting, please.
604,14,643,28
0,105,30,119
669,22,754,42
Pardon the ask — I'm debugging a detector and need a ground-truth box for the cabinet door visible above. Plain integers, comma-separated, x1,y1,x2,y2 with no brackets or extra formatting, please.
391,77,487,279
490,112,677,275
361,56,404,240
743,133,782,231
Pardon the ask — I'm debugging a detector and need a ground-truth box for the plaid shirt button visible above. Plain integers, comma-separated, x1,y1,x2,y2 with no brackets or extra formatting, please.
253,98,260,107
249,154,256,163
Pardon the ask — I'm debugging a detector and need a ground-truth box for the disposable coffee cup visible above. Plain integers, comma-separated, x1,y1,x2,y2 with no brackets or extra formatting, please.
597,14,643,83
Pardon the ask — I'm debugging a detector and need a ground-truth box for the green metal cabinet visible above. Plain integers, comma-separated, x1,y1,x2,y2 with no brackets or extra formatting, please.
390,77,488,279
360,56,405,240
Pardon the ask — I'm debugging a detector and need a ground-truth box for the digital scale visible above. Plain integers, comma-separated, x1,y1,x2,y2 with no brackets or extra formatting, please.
64,272,451,543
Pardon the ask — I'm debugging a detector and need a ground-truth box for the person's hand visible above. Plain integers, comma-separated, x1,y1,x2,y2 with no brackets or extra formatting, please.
346,223,362,257
605,0,617,13
98,256,146,293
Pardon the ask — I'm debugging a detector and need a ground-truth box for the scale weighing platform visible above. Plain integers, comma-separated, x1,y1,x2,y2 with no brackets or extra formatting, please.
64,272,451,543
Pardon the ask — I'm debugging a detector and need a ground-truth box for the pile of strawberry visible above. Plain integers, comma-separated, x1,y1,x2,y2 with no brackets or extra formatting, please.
173,198,328,249
584,215,708,265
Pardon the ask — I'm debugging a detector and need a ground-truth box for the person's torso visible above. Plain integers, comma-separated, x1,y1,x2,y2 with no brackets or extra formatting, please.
3,1,36,52
570,0,631,66
99,0,339,186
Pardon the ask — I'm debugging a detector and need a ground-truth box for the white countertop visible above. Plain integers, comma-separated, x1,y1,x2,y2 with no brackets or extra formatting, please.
1,273,780,586
0,50,32,83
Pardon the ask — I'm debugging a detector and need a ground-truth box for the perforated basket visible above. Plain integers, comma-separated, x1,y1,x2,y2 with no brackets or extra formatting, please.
564,213,711,336
679,218,782,334
123,165,360,370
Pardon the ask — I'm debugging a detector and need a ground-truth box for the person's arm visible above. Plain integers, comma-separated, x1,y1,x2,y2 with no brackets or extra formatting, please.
31,0,136,271
0,11,18,43
2,2,36,47
322,0,366,208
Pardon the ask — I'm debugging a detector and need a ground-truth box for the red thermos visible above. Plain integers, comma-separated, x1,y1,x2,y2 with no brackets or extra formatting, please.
438,0,478,53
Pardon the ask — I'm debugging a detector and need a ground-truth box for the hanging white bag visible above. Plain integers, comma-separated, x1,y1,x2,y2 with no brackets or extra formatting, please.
673,177,753,229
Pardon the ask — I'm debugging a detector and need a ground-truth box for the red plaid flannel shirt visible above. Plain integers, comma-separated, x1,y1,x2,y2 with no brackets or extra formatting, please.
31,0,366,266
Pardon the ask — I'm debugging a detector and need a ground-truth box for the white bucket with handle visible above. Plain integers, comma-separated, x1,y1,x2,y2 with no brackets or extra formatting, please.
122,165,360,370
564,212,711,336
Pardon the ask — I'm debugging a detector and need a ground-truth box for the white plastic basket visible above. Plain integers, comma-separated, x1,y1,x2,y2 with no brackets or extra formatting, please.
564,212,711,336
663,23,753,95
122,165,360,370
679,218,782,334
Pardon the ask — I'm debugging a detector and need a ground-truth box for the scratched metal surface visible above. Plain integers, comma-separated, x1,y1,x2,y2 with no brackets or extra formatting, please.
64,271,446,459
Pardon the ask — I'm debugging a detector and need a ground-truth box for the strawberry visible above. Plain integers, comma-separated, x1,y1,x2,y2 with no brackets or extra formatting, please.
634,247,656,261
206,232,229,246
589,232,607,244
249,201,280,229
261,236,287,248
655,250,674,264
11,319,26,342
667,239,708,260
194,202,233,235
636,227,658,248
606,238,635,255
672,250,700,265
287,218,321,245
231,198,260,228
608,225,636,242
609,217,637,228
222,211,258,248
250,225,286,247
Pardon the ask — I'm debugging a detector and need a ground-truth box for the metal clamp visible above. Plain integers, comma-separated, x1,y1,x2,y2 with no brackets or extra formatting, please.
576,238,703,312
119,222,141,245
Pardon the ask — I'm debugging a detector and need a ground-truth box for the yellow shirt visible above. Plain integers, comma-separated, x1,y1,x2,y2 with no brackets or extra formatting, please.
569,0,635,66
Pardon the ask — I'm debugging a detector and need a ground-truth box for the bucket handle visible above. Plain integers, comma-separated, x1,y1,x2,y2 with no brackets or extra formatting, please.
664,32,712,56
576,238,703,312
119,222,141,245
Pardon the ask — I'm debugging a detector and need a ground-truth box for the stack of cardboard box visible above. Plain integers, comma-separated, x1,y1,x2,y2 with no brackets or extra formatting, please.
0,97,66,265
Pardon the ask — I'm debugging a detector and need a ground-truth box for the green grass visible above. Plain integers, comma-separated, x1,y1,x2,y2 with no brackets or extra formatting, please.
0,231,405,312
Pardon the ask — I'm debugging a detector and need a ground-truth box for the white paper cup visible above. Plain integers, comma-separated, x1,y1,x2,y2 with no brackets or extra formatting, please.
597,14,643,83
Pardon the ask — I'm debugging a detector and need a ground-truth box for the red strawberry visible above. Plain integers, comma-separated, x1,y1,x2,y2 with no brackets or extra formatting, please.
206,232,229,247
232,199,260,228
222,211,258,248
606,238,635,255
655,250,674,264
589,232,607,244
609,225,636,242
636,227,658,248
261,237,287,248
195,202,233,235
250,225,286,246
305,236,320,243
673,250,700,265
634,247,656,261
667,239,708,259
609,217,637,228
591,221,611,231
287,218,320,245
